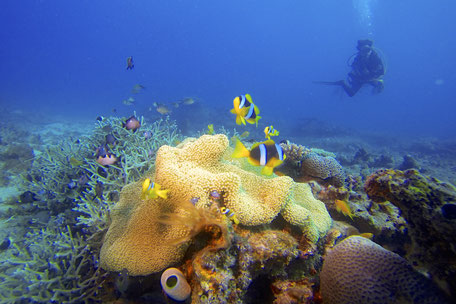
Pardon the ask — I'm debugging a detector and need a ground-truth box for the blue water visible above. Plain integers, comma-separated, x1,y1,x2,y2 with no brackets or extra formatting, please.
1,0,455,138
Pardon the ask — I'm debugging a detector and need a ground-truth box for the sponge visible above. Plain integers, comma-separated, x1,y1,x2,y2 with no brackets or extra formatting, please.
160,268,191,301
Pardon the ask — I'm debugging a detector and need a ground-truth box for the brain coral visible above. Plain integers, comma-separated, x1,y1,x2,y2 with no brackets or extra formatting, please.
320,236,450,304
299,152,345,187
100,135,331,275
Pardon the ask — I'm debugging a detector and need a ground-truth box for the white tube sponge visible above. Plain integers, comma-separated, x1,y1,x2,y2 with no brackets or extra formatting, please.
160,267,191,301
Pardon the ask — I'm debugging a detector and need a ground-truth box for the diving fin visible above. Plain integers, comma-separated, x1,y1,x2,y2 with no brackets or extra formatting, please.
313,80,344,86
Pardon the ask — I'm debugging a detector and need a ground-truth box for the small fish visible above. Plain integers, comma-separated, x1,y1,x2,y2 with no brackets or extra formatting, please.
122,97,135,106
180,97,195,105
123,116,141,132
0,237,11,251
190,197,200,205
155,103,171,115
239,131,250,139
131,84,145,94
95,181,104,199
358,232,374,239
220,207,239,225
95,144,108,158
334,199,354,220
264,125,279,140
67,181,77,189
96,116,104,121
105,134,116,145
126,56,134,70
231,139,285,176
77,174,89,186
207,124,214,135
209,190,221,201
141,178,169,200
230,94,261,126
96,153,118,166
69,156,83,167
105,134,117,145
143,130,152,139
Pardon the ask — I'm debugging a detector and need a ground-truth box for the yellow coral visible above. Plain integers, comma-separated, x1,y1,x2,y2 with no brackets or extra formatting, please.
99,182,189,276
100,134,331,276
282,183,332,242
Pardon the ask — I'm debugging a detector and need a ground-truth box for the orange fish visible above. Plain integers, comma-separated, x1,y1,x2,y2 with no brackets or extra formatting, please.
334,199,354,220
358,232,373,239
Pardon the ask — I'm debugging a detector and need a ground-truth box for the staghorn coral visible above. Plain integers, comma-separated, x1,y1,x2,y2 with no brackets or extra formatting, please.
2,115,182,302
0,225,106,303
100,134,331,276
365,169,456,297
320,236,451,304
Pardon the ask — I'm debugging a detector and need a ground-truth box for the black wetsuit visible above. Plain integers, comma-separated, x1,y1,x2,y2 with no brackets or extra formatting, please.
342,49,385,97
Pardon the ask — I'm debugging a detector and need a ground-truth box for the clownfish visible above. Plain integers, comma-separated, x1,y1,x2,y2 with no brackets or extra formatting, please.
220,207,239,225
230,94,261,126
264,125,279,140
141,178,169,200
231,139,286,176
126,56,134,70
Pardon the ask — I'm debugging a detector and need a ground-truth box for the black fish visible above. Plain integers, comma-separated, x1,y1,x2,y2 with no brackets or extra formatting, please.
126,56,134,70
95,181,104,199
105,134,116,145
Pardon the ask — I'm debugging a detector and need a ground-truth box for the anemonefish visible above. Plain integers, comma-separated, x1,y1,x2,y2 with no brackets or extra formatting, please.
231,139,286,176
230,94,261,126
141,178,169,200
334,199,354,220
220,207,239,225
126,56,134,70
264,125,279,140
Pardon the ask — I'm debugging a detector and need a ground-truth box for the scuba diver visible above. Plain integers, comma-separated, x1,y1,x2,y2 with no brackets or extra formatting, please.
315,39,385,97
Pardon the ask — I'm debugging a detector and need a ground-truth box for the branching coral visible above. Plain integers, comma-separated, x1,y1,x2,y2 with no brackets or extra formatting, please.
0,225,107,303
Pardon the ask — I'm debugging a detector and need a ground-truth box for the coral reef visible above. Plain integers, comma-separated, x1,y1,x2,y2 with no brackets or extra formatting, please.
189,229,315,303
320,236,451,304
365,169,456,297
299,153,345,187
160,267,191,301
0,225,106,303
100,134,332,276
280,141,345,188
0,115,182,302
